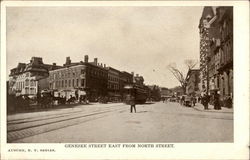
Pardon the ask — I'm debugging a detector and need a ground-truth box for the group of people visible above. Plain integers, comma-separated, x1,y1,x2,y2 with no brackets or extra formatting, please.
200,92,221,110
174,92,224,110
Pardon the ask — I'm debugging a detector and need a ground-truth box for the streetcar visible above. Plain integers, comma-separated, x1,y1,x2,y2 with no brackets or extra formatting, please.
123,84,147,104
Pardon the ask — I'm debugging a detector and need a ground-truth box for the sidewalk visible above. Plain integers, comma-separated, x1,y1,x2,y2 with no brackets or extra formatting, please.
193,103,233,113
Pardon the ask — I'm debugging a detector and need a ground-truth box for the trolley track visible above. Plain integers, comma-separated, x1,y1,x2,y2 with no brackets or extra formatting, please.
7,105,123,124
8,104,124,125
7,104,127,142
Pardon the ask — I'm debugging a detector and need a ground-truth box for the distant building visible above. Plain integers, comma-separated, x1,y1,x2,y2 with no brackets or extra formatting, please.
169,86,184,96
8,57,62,97
159,87,172,98
48,56,108,101
147,85,161,101
186,69,200,96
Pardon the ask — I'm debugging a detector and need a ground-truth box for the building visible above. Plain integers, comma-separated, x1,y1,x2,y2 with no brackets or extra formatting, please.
119,71,133,97
48,55,108,101
199,6,215,95
147,85,161,101
159,87,172,98
186,69,200,96
8,57,62,97
107,67,121,100
169,86,184,96
216,7,233,101
199,6,233,105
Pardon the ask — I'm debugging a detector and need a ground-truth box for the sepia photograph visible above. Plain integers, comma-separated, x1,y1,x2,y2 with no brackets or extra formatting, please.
1,1,249,160
6,5,234,143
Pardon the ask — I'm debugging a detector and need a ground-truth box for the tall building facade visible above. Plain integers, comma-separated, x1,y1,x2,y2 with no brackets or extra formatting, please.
107,67,120,98
199,6,233,106
48,56,108,101
9,57,62,96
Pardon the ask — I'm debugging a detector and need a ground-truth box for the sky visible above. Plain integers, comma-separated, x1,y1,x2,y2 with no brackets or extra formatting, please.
6,6,203,88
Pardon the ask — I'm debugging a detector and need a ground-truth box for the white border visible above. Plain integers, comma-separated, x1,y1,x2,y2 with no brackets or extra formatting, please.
1,1,249,159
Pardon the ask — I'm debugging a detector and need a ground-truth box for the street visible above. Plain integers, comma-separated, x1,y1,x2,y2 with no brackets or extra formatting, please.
7,102,233,143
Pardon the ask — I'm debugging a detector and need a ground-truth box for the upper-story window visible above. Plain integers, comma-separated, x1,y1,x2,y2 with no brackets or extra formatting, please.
25,79,29,86
65,80,67,87
81,69,85,74
69,80,71,87
30,80,34,86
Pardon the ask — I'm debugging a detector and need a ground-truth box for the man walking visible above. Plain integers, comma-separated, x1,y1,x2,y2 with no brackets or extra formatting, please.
130,96,136,113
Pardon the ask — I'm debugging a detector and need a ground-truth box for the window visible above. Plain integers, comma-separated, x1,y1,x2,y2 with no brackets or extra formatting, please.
25,79,29,86
62,80,64,87
69,80,71,87
65,80,67,87
81,79,85,87
25,88,29,94
72,79,75,87
76,79,79,87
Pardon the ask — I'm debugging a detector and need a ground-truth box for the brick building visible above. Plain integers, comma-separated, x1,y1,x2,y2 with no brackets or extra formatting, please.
48,55,108,101
8,57,62,97
199,6,233,106
107,67,121,99
186,69,200,96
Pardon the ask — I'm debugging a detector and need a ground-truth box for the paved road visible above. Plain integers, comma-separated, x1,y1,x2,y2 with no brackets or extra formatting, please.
7,102,233,143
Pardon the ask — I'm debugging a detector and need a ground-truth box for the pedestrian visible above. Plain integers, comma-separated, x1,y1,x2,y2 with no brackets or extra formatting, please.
214,92,221,110
130,96,136,113
202,94,209,110
181,96,185,106
193,96,196,106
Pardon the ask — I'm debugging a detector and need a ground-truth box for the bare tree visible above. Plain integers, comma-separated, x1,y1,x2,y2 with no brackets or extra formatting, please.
167,59,198,94
184,59,199,70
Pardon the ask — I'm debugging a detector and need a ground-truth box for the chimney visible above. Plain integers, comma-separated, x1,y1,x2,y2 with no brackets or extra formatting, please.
104,64,106,68
84,55,88,63
94,58,98,65
66,57,71,64
101,63,103,67
136,74,139,77
53,63,56,66
131,72,134,76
